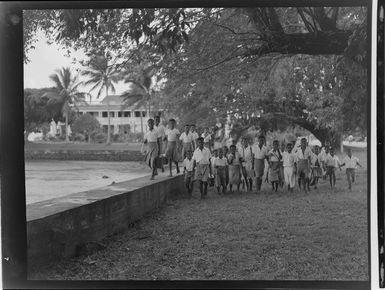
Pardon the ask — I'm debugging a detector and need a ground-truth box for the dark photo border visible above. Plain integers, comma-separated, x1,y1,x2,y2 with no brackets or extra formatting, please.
0,0,374,289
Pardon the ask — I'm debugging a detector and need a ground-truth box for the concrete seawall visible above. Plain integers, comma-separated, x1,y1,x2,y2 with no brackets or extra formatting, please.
25,149,143,161
27,175,185,269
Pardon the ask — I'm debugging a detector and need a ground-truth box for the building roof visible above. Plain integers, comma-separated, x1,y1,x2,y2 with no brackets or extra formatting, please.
100,95,126,105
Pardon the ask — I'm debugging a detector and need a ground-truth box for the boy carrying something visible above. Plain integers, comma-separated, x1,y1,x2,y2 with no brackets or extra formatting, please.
339,148,362,191
213,148,228,194
193,137,212,199
183,150,194,197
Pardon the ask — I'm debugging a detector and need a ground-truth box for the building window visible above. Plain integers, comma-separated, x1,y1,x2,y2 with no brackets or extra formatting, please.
109,112,115,118
134,111,141,117
118,112,122,117
124,111,131,117
102,112,108,118
142,111,147,117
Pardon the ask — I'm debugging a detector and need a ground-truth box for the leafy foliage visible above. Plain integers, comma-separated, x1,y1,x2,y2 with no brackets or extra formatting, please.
72,114,101,143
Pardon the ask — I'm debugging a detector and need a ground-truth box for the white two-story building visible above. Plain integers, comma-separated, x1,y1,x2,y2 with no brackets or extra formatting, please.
76,95,162,135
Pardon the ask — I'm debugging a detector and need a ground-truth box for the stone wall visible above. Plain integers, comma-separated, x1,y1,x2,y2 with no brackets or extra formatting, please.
27,175,185,269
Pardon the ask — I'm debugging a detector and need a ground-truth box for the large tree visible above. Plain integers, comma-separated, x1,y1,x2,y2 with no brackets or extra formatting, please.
81,54,121,144
43,67,88,142
24,7,368,146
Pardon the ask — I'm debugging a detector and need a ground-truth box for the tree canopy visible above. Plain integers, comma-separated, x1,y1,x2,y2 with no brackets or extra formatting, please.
24,6,368,146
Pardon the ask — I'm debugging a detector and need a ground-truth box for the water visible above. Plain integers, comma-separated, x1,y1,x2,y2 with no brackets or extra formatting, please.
25,160,152,204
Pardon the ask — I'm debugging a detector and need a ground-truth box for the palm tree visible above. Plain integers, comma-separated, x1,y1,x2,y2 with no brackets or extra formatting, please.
120,65,155,135
82,55,121,144
43,67,88,142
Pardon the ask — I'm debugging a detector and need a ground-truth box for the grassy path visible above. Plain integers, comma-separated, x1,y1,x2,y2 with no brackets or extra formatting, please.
30,166,368,280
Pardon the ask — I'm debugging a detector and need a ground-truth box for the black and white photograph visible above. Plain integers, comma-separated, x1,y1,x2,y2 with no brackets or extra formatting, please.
0,0,377,287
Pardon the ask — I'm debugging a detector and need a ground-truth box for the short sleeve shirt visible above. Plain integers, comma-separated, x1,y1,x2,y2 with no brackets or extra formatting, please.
214,157,228,167
180,132,194,143
343,156,359,169
192,147,212,164
282,151,296,167
295,146,312,160
144,129,159,142
155,124,166,138
201,133,211,143
183,158,194,171
325,154,340,168
311,153,322,167
239,146,253,165
252,144,268,160
166,128,180,142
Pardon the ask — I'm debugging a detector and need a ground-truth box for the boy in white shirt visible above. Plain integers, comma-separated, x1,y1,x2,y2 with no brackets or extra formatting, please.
239,137,255,192
310,145,323,189
164,119,180,177
339,148,362,191
324,147,341,188
180,124,194,160
213,148,228,194
227,144,242,193
201,127,212,150
252,135,269,192
183,150,195,196
190,124,200,149
154,115,166,172
143,119,160,180
282,143,297,192
295,138,312,192
192,137,212,199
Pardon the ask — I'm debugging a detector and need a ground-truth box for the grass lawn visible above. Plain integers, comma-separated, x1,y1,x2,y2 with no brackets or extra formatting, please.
29,151,369,280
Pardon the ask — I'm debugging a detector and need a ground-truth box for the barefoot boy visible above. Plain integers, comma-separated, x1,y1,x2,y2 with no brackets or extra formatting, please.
282,142,296,192
227,144,242,193
165,119,180,177
183,150,194,196
324,147,341,188
192,137,212,199
268,140,283,192
143,119,160,180
339,148,362,191
213,148,228,194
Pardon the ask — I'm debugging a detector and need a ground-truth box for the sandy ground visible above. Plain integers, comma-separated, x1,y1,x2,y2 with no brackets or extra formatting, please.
25,160,154,204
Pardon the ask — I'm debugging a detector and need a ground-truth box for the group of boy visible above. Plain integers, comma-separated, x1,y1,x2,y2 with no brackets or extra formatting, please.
143,118,362,198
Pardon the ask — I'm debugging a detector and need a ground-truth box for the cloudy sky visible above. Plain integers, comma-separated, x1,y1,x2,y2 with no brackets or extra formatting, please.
23,30,129,104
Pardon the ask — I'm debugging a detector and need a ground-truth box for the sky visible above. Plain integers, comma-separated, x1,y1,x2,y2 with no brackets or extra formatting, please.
23,30,129,104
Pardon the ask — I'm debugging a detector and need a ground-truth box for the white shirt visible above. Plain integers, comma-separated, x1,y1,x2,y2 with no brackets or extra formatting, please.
144,129,159,142
166,128,180,142
295,146,312,160
201,133,211,143
155,124,166,138
325,154,340,168
282,151,296,167
252,144,268,159
180,132,194,143
191,131,199,141
239,146,253,165
311,153,322,167
213,156,228,167
183,158,194,171
268,149,282,162
342,156,360,169
192,147,212,164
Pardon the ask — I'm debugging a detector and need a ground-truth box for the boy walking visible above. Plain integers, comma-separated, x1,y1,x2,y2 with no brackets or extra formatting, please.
324,147,341,188
268,140,283,192
310,145,323,189
339,148,362,191
252,135,269,192
180,124,194,160
227,144,242,193
183,150,194,196
295,138,312,192
239,137,255,191
282,143,296,192
193,137,212,199
213,148,228,194
165,119,180,177
143,119,160,180
154,115,166,172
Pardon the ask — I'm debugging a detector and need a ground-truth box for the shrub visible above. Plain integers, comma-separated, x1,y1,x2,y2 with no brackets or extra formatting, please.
72,133,86,142
72,114,100,141
93,132,107,144
126,132,144,142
